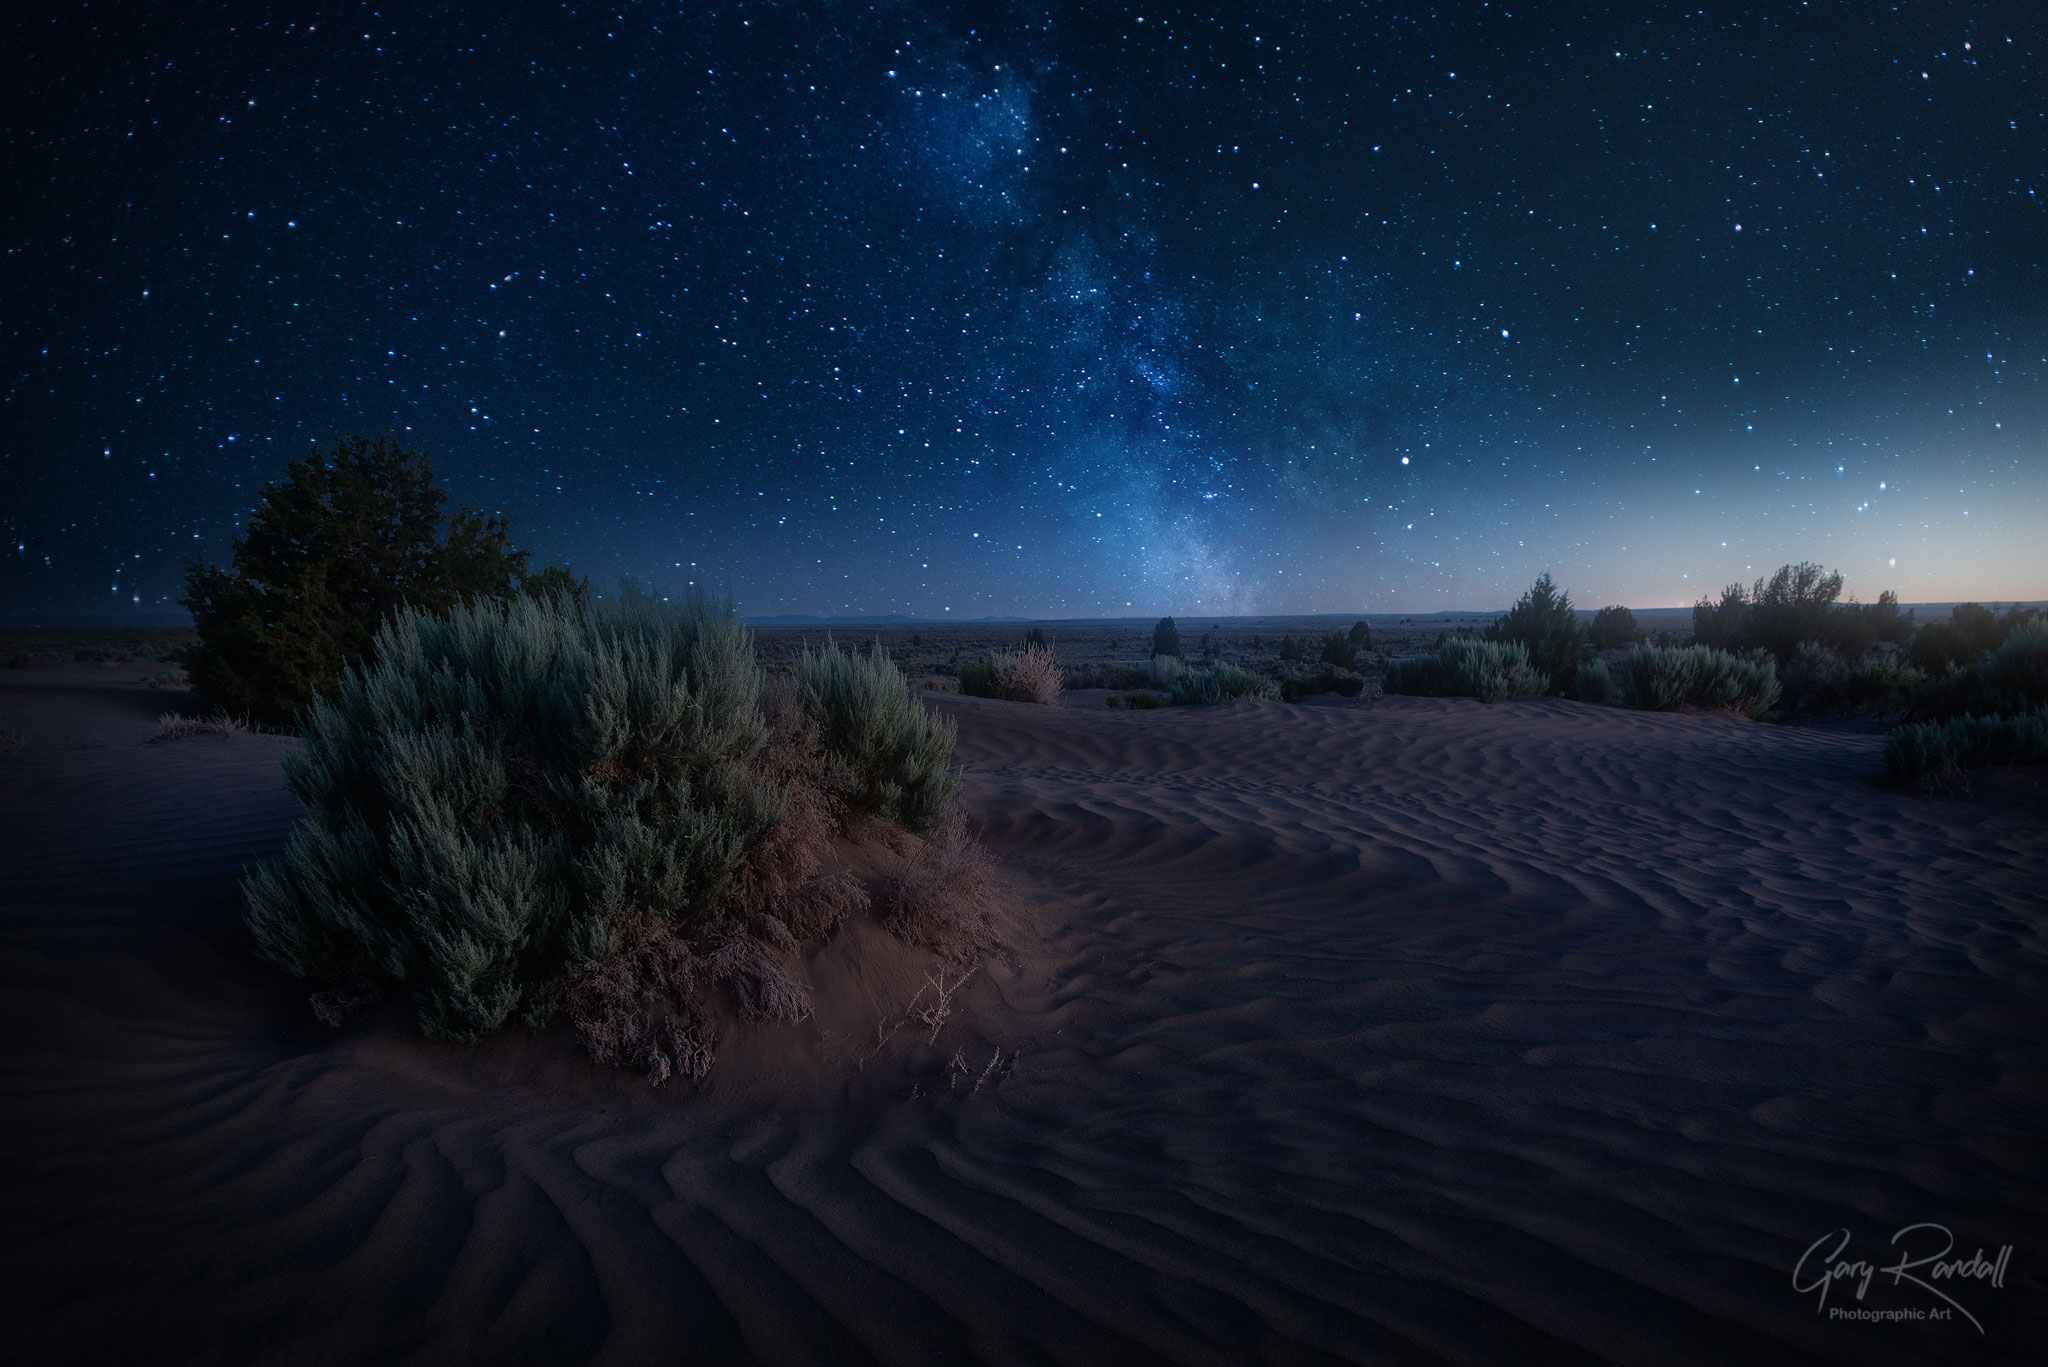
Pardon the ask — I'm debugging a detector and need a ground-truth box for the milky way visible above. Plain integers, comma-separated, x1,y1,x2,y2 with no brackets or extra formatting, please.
4,1,2042,620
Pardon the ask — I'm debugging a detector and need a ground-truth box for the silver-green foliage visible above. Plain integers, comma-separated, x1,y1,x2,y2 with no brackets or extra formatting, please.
245,586,783,1044
1383,638,1549,702
1136,653,1187,686
795,639,959,834
1575,658,1613,703
1609,643,1780,717
1883,707,2048,794
1170,661,1279,705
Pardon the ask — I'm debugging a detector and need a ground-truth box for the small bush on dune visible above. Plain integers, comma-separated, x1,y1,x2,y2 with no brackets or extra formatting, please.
152,712,246,741
244,588,971,1083
1905,620,2048,723
1348,619,1373,652
871,806,998,962
957,643,1062,705
1884,708,2048,795
1608,643,1779,717
1384,638,1548,702
1171,661,1279,705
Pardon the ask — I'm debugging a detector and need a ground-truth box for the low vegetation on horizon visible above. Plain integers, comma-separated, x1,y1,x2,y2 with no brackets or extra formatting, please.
12,436,2041,805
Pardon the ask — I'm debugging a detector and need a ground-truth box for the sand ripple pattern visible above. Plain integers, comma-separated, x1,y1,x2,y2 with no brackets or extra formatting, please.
3,673,2043,1364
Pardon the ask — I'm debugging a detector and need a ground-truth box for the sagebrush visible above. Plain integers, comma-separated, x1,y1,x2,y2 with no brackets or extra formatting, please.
245,588,973,1082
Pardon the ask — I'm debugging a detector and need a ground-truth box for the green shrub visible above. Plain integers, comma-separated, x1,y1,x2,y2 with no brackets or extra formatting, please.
1280,671,1365,702
1884,708,2048,794
1383,638,1549,702
1575,658,1612,703
1906,621,2048,723
1609,643,1779,717
1319,631,1358,671
1348,619,1373,651
1908,622,1975,675
797,639,959,833
1278,635,1305,663
179,433,572,729
1589,605,1643,650
1170,661,1279,705
245,589,962,1077
1486,573,1589,695
957,660,1002,697
1152,616,1182,659
1136,653,1187,687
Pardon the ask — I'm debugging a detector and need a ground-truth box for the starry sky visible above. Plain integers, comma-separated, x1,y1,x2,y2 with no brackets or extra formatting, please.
4,1,2043,622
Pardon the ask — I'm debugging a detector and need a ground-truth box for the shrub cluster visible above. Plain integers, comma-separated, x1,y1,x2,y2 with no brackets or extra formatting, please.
1777,642,1923,719
1607,643,1780,717
1907,621,2048,722
1692,563,1911,663
1907,604,2042,676
1885,709,2048,795
957,642,1062,705
244,587,968,1082
1170,661,1279,705
1383,638,1549,702
1882,622,2048,794
1136,653,1188,687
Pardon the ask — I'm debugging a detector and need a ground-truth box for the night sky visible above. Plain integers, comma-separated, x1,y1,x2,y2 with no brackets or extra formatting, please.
4,1,2043,622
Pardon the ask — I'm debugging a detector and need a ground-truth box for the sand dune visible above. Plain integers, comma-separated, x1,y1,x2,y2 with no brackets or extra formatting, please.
3,665,2043,1364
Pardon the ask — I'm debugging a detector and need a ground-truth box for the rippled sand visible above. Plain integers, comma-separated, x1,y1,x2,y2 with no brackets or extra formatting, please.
3,665,2042,1364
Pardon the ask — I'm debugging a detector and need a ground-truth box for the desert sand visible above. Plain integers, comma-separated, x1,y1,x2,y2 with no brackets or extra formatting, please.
2,661,2043,1364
